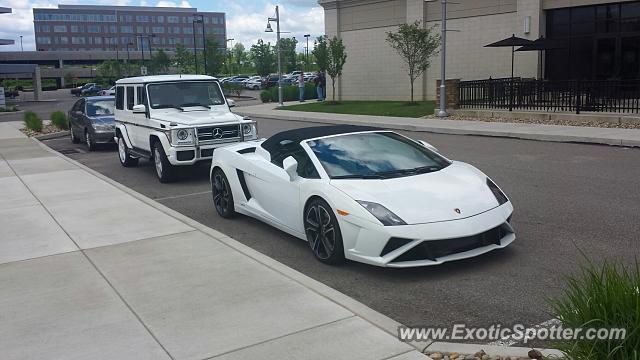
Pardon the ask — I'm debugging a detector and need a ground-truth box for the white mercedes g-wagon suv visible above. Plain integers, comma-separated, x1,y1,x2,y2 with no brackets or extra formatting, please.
114,75,257,182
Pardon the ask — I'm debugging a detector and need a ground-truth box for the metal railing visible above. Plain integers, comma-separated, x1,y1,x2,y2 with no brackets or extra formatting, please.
458,78,640,114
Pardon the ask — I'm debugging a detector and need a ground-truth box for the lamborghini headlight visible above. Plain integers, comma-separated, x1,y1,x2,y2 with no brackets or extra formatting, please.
357,201,407,226
486,178,508,205
169,128,195,146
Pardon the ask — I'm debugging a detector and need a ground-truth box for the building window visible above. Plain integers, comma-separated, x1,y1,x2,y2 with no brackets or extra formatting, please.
212,17,218,24
137,26,144,33
88,25,101,33
136,15,149,22
94,37,102,44
173,27,181,34
37,36,51,44
60,37,68,44
71,37,86,45
152,27,164,34
168,16,180,23
53,25,67,32
183,27,193,34
157,15,164,23
121,25,133,33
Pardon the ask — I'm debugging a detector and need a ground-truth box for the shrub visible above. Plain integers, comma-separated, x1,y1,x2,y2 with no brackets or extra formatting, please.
23,111,43,132
261,83,317,103
260,90,272,103
50,111,69,130
550,260,639,359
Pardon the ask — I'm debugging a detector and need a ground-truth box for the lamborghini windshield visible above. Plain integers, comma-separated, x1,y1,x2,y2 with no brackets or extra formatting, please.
147,81,225,110
307,132,450,179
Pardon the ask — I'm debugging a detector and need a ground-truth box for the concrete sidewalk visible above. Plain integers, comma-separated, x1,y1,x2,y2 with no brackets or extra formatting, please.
235,102,640,147
0,121,425,360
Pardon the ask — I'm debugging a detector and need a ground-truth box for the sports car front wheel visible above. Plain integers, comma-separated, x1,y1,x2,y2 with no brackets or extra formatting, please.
304,198,345,265
212,168,235,218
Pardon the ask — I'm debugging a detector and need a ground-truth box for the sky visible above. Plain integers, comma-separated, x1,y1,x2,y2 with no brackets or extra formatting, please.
0,0,325,52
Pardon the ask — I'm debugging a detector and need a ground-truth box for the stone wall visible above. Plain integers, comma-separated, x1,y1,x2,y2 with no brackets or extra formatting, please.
435,79,460,109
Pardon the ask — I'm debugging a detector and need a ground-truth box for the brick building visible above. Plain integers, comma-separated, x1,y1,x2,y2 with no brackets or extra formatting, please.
319,0,640,101
33,4,226,52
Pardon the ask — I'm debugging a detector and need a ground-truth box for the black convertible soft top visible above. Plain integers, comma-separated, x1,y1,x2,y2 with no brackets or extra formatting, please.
261,125,381,153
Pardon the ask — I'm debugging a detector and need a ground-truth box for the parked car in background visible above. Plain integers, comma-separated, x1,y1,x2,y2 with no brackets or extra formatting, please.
81,84,103,96
100,86,116,96
71,83,96,96
114,75,258,183
244,78,262,90
263,74,280,88
69,95,116,151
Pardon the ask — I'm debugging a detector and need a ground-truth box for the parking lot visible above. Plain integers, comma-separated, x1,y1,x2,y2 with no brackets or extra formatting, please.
42,112,640,345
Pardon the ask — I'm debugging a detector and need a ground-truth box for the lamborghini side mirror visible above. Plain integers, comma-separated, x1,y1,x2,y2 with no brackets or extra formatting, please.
283,156,298,181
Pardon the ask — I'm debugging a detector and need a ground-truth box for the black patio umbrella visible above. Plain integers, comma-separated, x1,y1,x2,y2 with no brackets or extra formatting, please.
485,34,533,80
516,37,567,79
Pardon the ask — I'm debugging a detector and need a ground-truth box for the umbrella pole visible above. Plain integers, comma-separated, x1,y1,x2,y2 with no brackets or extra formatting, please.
510,46,514,111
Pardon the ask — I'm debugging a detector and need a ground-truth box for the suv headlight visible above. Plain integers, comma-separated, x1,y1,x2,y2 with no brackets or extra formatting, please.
241,121,257,140
169,128,195,146
357,201,407,226
93,123,114,132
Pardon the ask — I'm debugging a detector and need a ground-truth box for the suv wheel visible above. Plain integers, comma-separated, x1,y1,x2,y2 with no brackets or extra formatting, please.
117,134,138,167
152,140,175,183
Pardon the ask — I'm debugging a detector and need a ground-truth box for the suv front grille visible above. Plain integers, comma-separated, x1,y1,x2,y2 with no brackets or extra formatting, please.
196,124,240,143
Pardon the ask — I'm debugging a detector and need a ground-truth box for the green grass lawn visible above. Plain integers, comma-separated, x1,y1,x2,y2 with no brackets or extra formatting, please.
279,100,436,118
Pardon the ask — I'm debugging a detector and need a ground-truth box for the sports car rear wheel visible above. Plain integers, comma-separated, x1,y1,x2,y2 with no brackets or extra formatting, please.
212,168,235,218
305,198,345,265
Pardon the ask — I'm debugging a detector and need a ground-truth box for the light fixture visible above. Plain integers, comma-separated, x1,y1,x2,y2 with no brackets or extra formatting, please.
265,22,273,33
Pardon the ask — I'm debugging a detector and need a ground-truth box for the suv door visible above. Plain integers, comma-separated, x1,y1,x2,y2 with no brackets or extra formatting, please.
116,85,138,148
131,85,151,151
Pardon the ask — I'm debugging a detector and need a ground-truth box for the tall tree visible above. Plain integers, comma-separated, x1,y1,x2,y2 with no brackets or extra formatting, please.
386,21,440,103
326,36,347,102
312,36,328,72
250,39,275,76
174,44,194,74
150,49,170,75
96,59,122,83
232,43,247,73
278,37,298,73
204,39,226,76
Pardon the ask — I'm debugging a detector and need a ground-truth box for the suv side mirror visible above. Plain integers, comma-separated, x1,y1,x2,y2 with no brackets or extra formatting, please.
416,139,439,153
227,99,236,108
283,156,298,181
132,104,146,114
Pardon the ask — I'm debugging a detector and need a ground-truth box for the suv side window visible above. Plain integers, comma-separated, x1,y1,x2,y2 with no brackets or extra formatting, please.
126,86,135,110
270,143,320,179
115,86,124,110
136,86,146,106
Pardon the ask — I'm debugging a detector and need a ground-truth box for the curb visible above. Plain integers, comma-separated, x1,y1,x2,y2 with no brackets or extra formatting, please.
235,109,640,148
31,137,565,359
35,130,69,140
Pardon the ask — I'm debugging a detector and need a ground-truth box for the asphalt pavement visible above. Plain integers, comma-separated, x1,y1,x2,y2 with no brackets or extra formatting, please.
42,113,640,346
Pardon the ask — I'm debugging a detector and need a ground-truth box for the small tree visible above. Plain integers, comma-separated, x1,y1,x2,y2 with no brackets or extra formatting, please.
63,72,73,88
386,21,440,103
325,36,347,102
174,44,194,74
204,39,226,76
312,36,328,72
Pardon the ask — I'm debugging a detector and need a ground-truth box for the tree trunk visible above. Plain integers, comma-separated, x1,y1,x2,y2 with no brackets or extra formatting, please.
332,78,336,102
410,79,414,104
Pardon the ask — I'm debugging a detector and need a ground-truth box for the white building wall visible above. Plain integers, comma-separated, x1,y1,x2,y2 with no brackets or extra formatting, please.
424,10,540,100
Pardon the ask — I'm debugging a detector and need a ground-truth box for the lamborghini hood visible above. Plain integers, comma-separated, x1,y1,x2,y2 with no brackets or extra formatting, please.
331,162,502,225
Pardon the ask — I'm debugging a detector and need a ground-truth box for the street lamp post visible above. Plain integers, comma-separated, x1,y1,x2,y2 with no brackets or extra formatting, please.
126,42,133,77
303,34,310,72
194,14,207,74
192,18,199,74
265,6,283,106
19,35,23,52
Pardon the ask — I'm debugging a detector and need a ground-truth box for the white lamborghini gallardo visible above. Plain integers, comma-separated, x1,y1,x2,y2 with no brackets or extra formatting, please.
209,125,515,267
